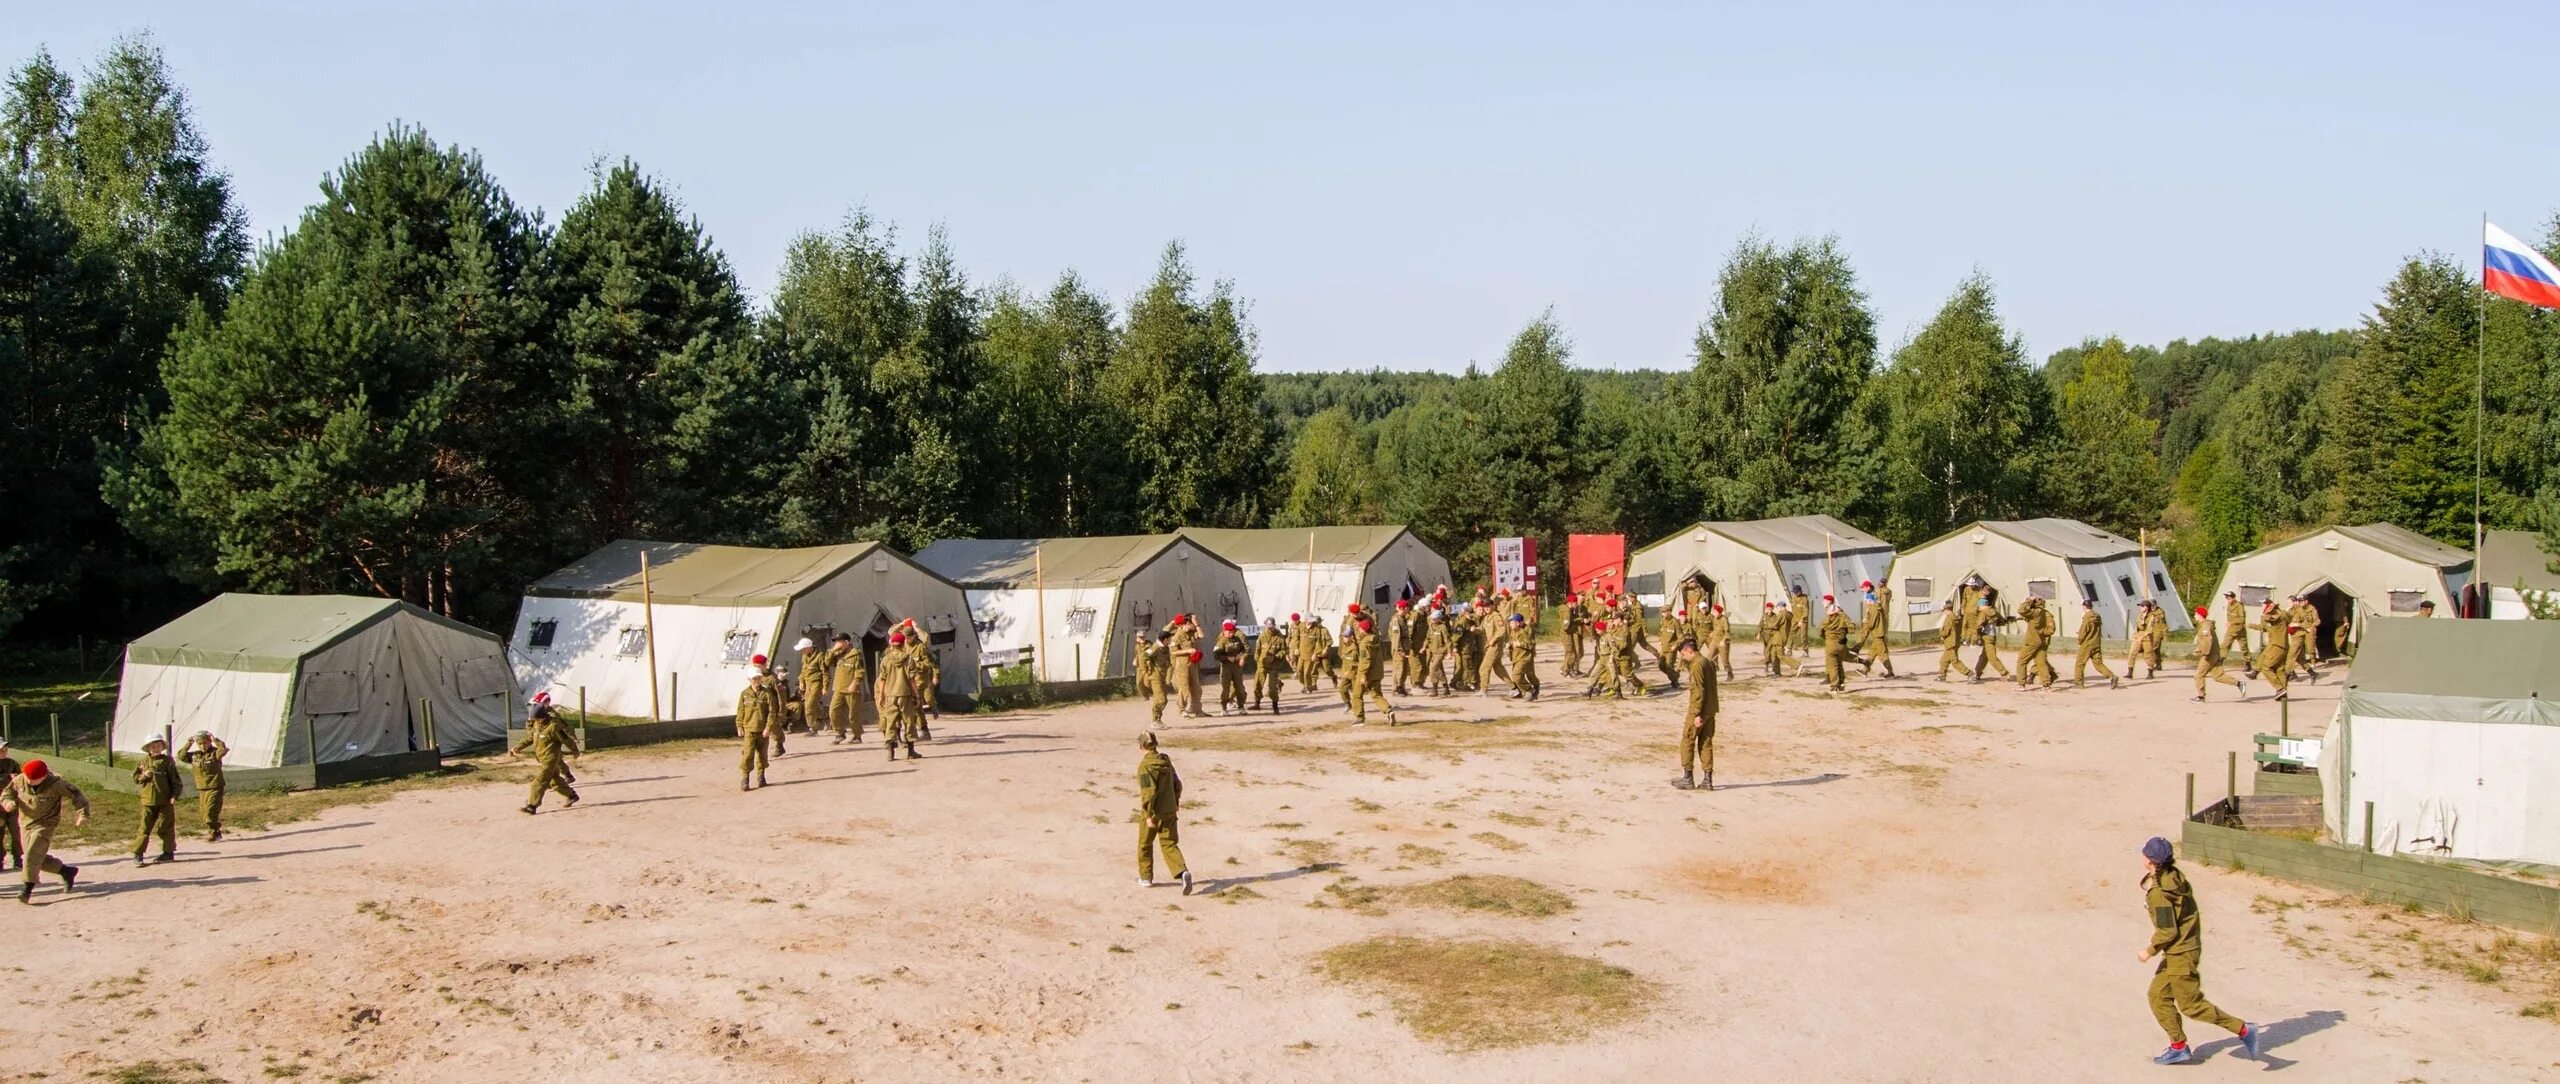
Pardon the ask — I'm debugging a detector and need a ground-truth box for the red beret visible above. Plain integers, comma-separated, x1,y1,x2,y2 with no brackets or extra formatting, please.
751,654,768,666
1593,620,1608,631
21,759,47,782
1396,599,1411,609
1289,612,1300,622
888,633,905,645
1861,580,1874,589
1346,602,1361,614
1356,618,1372,631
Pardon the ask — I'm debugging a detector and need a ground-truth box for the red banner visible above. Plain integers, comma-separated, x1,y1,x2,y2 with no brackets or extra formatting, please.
1568,534,1626,596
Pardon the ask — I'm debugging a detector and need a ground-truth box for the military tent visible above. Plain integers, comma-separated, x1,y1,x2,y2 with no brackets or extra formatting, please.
915,534,1249,682
1625,515,1895,630
511,540,979,720
1178,525,1452,623
2477,529,2559,620
113,593,512,766
2210,524,2471,653
2317,617,2560,865
1890,518,2188,640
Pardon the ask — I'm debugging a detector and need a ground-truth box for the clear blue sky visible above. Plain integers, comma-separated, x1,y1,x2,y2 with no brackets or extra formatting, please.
17,2,2558,371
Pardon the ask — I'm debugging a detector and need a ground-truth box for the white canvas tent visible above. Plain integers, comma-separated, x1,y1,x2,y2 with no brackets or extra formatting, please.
113,593,512,765
1625,515,1895,630
1178,525,1452,623
511,539,980,720
915,534,1249,683
2317,617,2560,865
1891,518,2188,640
2210,523,2472,654
2478,528,2559,620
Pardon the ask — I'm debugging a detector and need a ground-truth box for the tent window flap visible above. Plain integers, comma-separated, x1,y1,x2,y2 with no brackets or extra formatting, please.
299,670,361,716
2389,590,2425,613
526,619,557,649
2027,579,2057,600
615,627,648,657
455,656,510,700
1904,578,1932,599
721,630,759,663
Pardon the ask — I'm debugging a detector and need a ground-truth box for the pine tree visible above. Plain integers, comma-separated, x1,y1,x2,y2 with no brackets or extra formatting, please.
1106,242,1274,532
1685,236,1880,520
2050,337,2165,536
979,272,1125,536
107,126,548,618
2320,256,2482,543
766,211,910,544
1874,274,2053,542
543,160,767,553
867,226,985,547
0,171,117,634
1273,407,1381,527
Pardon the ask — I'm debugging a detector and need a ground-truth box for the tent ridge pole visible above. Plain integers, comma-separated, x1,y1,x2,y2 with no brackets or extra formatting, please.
641,549,662,723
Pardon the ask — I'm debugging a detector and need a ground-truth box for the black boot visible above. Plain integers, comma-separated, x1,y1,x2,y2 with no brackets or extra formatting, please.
904,743,921,758
1702,770,1715,792
60,865,77,892
1674,773,1694,791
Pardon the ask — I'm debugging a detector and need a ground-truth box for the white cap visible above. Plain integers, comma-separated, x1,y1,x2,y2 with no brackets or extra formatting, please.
794,637,815,651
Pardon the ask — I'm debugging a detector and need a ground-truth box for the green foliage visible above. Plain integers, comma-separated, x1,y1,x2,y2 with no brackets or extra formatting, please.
2320,256,2498,544
1105,242,1276,531
1685,236,1881,520
2051,337,2164,536
977,272,1128,537
108,125,549,618
1276,407,1382,527
1875,274,2053,542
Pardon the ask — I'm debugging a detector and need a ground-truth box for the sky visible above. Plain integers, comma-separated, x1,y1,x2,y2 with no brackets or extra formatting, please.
14,2,2558,372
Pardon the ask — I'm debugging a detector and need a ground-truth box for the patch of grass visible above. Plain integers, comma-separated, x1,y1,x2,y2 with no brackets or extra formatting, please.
1350,797,1383,813
1318,879,1387,913
1847,694,1944,711
1317,935,1657,1050
1216,886,1265,903
1489,811,1546,828
2523,1000,2556,1020
1396,844,1449,867
1279,839,1340,868
1395,875,1574,918
1872,762,1946,791
49,757,525,851
91,1062,225,1084
1471,832,1526,853
1668,856,1818,904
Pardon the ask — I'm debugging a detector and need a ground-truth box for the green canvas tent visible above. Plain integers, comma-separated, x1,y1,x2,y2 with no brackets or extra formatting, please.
2318,617,2560,865
113,593,514,766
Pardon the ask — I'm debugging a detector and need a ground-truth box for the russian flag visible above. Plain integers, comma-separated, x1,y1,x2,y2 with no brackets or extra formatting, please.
2484,221,2560,310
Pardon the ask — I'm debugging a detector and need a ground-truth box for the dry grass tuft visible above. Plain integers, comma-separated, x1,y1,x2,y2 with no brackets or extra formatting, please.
1395,875,1574,918
1318,936,1657,1049
1279,839,1340,868
1471,831,1527,853
1397,843,1449,867
1668,856,1820,904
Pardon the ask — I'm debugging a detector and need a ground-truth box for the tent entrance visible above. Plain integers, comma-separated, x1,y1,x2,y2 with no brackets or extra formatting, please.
1678,573,1718,614
2305,582,2354,657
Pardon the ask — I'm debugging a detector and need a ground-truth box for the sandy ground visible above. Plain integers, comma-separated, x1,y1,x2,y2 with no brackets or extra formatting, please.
5,649,2556,1083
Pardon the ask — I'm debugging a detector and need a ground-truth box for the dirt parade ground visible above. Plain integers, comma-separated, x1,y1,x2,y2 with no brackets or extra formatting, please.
6,651,2557,1083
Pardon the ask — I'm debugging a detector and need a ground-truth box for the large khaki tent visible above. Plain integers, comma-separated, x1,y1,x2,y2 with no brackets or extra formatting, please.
1891,518,2187,640
113,594,512,765
2317,617,2560,865
2478,528,2559,620
1625,515,1895,630
511,540,980,720
1178,525,1452,623
916,534,1249,683
2210,524,2472,654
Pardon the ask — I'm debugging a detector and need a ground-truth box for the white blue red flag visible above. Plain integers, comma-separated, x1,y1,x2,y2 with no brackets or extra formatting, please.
2484,221,2560,310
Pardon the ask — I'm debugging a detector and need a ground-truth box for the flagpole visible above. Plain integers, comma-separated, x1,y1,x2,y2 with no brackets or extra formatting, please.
2477,209,2489,613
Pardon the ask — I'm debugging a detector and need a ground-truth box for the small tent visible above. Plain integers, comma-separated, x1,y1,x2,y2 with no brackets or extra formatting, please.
511,539,980,720
1178,525,1453,623
113,593,512,765
1626,515,1895,630
915,534,1249,683
1890,518,2187,640
2317,617,2560,865
2478,529,2559,620
2210,524,2471,653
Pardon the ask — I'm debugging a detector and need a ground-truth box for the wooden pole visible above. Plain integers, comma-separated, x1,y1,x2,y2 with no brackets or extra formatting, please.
578,686,588,751
2363,801,2376,853
2227,750,2238,803
2280,698,2290,737
1034,544,1049,683
304,712,318,769
3,704,10,745
2184,772,2195,818
640,549,662,723
670,672,680,722
1304,532,1318,618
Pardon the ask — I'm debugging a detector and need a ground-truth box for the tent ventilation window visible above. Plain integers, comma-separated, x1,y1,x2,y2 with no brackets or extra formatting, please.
1133,605,1155,633
455,657,510,700
1628,572,1665,597
1065,607,1097,637
2152,571,2169,591
721,630,760,663
2389,590,2425,613
527,619,558,649
2026,579,2057,600
802,625,836,648
2116,576,2136,596
2238,585,2271,606
1227,590,1250,618
1904,578,1931,599
615,627,648,657
2081,581,2099,602
299,670,361,716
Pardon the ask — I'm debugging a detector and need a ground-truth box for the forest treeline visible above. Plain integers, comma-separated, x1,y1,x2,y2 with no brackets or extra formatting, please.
3,36,2555,640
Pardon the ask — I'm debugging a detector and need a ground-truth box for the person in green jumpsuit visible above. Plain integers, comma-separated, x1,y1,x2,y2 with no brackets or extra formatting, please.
732,672,775,789
1674,641,1719,791
795,638,830,738
131,737,182,866
2136,836,2261,1064
1758,604,1797,677
1136,733,1191,894
1818,602,1859,692
1504,612,1540,700
2073,598,2119,689
515,696,584,808
826,633,869,744
1214,620,1249,715
1933,600,1964,680
1422,609,1453,695
1344,619,1399,725
3,760,85,903
2190,606,2246,702
1561,593,1590,678
180,731,229,841
1133,629,1168,723
2222,592,2248,659
1969,597,2014,681
1856,582,1896,678
1252,617,1290,712
2248,606,2293,702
